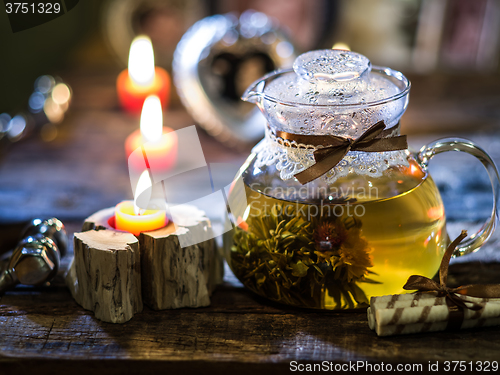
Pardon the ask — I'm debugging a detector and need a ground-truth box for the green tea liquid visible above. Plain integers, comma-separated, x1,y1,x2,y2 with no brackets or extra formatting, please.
224,168,448,310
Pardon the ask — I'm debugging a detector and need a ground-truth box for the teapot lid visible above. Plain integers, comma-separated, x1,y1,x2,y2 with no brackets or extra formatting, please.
263,49,402,106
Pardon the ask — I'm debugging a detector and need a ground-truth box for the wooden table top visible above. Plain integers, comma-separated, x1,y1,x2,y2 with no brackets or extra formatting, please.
1,70,500,374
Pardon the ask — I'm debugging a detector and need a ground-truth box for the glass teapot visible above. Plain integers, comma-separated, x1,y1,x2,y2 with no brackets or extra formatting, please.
223,49,500,310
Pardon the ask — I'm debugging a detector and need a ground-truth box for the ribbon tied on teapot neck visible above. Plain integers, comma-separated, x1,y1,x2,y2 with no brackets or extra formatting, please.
403,230,500,312
274,121,408,185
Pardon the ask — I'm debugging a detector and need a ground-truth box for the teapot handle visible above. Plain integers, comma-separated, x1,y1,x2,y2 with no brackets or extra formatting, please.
416,138,500,257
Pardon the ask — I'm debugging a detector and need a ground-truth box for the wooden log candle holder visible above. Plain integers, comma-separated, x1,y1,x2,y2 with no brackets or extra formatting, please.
65,206,223,323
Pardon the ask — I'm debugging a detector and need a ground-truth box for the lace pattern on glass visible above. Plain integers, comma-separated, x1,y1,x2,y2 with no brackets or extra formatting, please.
252,127,410,183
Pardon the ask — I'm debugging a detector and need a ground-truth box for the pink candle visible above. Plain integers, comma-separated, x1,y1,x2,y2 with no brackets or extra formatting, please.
125,96,177,173
116,35,170,114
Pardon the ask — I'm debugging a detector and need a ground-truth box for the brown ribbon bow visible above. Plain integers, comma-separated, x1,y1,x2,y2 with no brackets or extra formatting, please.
275,121,408,185
403,230,500,311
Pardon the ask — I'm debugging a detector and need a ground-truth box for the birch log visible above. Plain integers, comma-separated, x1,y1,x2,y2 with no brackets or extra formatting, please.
66,230,142,323
81,206,115,231
140,217,223,310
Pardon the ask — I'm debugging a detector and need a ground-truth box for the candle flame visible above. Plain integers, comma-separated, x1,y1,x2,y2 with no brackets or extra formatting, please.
332,42,351,51
140,95,163,142
134,170,152,215
128,35,155,86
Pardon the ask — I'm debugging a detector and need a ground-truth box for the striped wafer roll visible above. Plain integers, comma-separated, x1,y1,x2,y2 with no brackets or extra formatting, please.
370,292,439,309
370,292,500,310
367,293,436,330
368,232,500,336
368,292,500,336
374,317,500,337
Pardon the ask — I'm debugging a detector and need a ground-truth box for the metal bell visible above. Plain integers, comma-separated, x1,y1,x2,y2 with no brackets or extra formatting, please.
0,218,67,294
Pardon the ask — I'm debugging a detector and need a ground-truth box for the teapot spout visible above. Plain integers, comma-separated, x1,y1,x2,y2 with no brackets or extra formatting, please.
241,78,265,104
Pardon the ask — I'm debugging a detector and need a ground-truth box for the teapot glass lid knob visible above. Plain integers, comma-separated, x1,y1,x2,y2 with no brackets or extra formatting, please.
293,49,372,83
253,49,406,108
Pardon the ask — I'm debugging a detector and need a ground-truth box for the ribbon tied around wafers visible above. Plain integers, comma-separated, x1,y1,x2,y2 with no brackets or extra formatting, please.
274,120,408,185
403,230,500,312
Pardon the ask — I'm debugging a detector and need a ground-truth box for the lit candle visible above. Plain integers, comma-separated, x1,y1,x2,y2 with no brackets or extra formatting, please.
125,95,178,173
115,171,168,235
117,35,170,114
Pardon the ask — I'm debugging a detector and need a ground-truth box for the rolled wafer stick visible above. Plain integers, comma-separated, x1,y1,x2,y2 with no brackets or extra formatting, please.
370,293,500,315
368,231,500,336
375,299,500,327
372,294,500,324
368,293,500,331
371,292,441,309
369,297,500,336
368,294,437,328
373,317,500,337
367,307,373,330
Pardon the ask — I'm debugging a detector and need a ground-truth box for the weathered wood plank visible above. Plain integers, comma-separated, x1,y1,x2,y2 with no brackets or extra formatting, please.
1,263,500,367
0,360,291,375
1,292,500,363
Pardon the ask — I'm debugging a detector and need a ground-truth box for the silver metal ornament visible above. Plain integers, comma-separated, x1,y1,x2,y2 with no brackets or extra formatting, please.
0,218,67,294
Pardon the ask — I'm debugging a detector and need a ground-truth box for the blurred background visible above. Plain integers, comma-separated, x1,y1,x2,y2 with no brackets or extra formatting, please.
1,0,499,114
1,0,500,240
